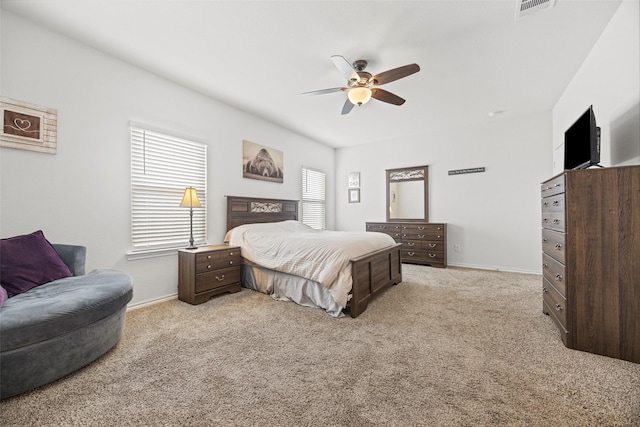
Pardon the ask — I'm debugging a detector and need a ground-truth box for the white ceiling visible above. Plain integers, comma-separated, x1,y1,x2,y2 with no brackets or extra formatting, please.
1,0,622,148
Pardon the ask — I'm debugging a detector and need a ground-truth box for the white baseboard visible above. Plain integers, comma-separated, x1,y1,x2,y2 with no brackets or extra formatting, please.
127,293,178,311
445,262,541,276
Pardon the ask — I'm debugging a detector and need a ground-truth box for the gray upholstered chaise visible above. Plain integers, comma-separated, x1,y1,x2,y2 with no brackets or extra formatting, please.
0,244,133,399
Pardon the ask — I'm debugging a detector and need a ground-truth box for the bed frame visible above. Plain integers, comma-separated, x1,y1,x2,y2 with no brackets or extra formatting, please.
226,196,403,317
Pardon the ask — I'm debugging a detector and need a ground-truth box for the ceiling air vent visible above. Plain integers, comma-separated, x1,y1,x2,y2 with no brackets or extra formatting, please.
515,0,556,20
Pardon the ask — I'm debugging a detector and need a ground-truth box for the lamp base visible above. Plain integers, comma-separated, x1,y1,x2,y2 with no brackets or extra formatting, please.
185,245,198,250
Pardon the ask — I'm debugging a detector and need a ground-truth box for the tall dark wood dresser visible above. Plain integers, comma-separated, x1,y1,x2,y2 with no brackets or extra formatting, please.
541,165,639,363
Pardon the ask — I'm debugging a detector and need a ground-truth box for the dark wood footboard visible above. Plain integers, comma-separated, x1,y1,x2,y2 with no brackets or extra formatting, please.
348,243,403,317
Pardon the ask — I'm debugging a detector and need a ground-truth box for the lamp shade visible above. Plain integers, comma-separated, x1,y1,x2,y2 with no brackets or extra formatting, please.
179,187,202,208
348,87,372,106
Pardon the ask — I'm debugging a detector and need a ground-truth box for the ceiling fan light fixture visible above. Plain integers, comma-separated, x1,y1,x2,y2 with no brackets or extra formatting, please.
348,87,372,106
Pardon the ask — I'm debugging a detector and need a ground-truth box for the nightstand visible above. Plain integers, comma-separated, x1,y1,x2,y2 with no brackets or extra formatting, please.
178,245,241,305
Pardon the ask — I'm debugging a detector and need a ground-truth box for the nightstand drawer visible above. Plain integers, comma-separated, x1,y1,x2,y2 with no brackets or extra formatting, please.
196,249,240,273
195,266,241,293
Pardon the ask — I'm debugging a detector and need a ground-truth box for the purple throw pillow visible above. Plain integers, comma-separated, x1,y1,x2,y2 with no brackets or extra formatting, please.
0,285,7,308
0,230,73,297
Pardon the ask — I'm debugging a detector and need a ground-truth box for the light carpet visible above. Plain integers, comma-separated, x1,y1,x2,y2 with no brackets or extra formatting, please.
1,265,639,426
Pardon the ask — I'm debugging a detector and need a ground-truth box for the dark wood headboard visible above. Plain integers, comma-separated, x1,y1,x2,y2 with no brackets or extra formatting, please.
226,196,299,231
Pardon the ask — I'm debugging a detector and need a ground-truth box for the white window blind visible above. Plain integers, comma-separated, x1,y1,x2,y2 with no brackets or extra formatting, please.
130,126,207,253
301,167,326,230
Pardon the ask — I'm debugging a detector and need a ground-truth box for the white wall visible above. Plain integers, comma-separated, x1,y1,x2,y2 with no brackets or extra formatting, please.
0,11,335,306
335,112,552,274
552,0,639,173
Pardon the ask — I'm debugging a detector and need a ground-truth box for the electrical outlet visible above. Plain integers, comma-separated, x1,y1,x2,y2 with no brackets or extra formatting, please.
454,244,461,252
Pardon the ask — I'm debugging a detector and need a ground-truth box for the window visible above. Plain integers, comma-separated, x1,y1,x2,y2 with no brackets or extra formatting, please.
130,125,207,256
301,167,325,230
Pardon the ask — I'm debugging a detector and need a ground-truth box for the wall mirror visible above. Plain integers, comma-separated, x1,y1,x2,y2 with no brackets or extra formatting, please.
386,165,428,222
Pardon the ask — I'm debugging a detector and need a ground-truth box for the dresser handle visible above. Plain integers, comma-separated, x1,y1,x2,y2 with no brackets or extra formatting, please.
555,304,563,312
229,260,234,265
555,243,562,250
554,183,561,187
229,252,234,256
436,235,442,239
542,218,549,223
552,200,559,206
418,226,425,230
543,287,548,293
428,243,436,248
207,255,212,259
407,242,415,247
542,238,548,243
407,252,415,256
555,274,562,281
379,225,386,229
542,263,548,268
207,265,212,269
543,202,548,207
428,253,437,258
418,234,425,239
552,219,560,225
215,275,225,282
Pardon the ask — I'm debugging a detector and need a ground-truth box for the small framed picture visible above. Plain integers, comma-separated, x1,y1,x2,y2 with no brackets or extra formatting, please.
348,188,360,203
348,172,360,188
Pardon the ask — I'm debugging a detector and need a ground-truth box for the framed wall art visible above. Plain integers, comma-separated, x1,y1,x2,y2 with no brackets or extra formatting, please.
348,188,360,203
242,139,284,183
1,97,58,154
348,172,360,188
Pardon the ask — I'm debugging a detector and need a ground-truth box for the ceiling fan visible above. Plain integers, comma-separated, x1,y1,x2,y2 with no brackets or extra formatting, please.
302,55,420,115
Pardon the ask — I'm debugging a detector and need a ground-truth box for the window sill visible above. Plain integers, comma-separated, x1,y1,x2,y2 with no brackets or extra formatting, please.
126,247,179,261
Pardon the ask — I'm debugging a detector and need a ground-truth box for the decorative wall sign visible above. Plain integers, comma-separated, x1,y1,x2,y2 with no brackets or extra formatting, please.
348,188,360,203
1,97,57,154
448,167,486,176
348,172,360,188
242,140,284,183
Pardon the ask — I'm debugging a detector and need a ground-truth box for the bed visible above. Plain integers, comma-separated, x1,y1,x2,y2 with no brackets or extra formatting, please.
225,196,403,317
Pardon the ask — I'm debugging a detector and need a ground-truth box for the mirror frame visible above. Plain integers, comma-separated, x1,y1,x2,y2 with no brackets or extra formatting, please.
386,165,429,222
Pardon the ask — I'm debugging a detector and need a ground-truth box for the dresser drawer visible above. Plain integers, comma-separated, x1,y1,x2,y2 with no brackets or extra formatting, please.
196,249,240,273
542,253,566,296
403,240,445,252
541,193,565,214
402,250,445,264
195,266,241,293
543,278,567,331
541,212,566,232
541,175,565,197
366,222,399,232
401,223,445,238
542,229,566,264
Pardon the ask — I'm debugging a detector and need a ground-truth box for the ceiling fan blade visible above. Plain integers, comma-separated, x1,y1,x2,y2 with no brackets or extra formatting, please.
302,87,348,96
371,88,406,106
331,55,359,82
341,99,355,115
370,63,420,85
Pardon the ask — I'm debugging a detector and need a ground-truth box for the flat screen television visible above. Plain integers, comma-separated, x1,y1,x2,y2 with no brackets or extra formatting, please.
564,105,601,170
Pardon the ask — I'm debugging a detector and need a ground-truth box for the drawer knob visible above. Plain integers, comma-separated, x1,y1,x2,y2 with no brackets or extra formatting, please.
555,274,563,281
215,275,225,282
229,252,234,256
543,287,548,293
207,255,212,259
552,219,560,225
418,226,425,231
428,243,436,248
555,304,563,312
555,243,562,250
379,225,386,229
552,200,559,206
229,260,234,265
418,234,425,239
407,242,415,247
542,238,548,243
542,263,548,269
428,253,436,258
543,202,548,207
436,235,442,239
542,218,549,223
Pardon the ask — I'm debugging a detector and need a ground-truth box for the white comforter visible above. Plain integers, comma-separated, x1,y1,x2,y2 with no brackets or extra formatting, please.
224,220,396,308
